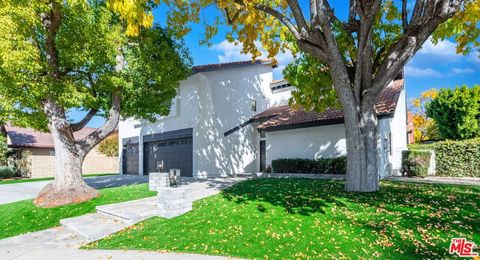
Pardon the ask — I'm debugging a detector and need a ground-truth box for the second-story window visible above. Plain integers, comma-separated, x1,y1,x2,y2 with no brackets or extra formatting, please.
250,99,257,112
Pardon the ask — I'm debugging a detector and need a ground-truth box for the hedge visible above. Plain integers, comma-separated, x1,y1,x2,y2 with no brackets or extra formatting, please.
410,138,480,177
271,157,347,174
401,150,432,177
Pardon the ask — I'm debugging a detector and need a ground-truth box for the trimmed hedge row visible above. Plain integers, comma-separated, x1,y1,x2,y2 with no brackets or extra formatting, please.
271,157,347,174
401,150,432,177
410,138,480,177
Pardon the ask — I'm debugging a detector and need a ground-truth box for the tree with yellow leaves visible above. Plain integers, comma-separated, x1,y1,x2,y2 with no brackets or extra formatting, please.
0,0,191,207
110,0,479,192
410,89,439,143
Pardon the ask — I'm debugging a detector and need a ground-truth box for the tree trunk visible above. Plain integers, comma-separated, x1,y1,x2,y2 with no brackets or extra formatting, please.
343,104,379,192
33,100,100,208
33,141,99,208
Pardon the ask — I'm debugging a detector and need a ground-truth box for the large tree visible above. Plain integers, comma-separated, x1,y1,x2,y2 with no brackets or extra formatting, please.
117,0,476,192
0,0,191,207
427,85,480,140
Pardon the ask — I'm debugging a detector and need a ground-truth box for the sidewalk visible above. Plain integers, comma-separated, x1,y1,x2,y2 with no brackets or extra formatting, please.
0,226,228,259
0,226,229,259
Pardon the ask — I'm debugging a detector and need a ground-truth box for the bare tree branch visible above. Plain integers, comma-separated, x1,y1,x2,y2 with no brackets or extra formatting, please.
371,0,463,103
402,0,408,33
76,93,121,155
296,39,330,63
41,0,62,80
352,0,381,103
310,0,319,24
287,0,309,35
348,0,357,23
233,0,301,39
70,109,98,132
224,7,243,24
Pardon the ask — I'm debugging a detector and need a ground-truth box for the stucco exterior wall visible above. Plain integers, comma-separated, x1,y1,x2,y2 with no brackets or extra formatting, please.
265,124,347,164
265,118,396,180
388,88,408,175
194,65,272,177
119,64,273,177
27,147,118,178
118,76,199,174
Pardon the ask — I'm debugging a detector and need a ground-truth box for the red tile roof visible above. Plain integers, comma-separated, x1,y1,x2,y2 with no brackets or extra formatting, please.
5,126,97,149
192,59,274,74
253,79,404,130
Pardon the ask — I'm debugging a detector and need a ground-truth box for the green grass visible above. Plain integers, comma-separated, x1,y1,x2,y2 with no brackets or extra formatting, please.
0,173,118,185
88,179,480,259
0,183,155,239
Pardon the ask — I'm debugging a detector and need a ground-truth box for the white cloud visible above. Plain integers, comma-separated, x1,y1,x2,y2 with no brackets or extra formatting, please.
450,67,474,75
418,39,461,60
467,51,480,64
406,65,476,78
405,66,442,78
210,40,294,79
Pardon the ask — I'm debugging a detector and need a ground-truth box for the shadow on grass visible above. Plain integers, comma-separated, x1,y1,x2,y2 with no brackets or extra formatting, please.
222,178,347,215
221,178,480,258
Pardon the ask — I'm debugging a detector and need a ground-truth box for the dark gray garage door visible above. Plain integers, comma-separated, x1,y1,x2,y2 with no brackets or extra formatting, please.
144,137,193,176
122,143,139,175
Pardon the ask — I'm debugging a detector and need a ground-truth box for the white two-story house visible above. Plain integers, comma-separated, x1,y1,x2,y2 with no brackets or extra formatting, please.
119,60,407,179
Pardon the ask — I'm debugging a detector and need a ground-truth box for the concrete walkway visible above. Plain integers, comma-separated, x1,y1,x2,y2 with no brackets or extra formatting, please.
0,226,228,259
0,175,148,205
389,176,480,186
0,177,246,259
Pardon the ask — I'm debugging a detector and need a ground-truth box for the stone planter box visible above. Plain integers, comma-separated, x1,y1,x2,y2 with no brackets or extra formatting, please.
149,169,182,191
157,186,193,218
149,172,170,191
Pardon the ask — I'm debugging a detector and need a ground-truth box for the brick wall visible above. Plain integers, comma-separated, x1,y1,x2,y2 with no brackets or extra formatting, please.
28,148,119,178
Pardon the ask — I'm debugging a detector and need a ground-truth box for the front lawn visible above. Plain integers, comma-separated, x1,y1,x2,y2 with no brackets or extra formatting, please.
88,179,480,259
0,183,155,239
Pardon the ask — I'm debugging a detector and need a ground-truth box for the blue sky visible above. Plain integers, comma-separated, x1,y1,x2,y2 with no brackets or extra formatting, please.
77,2,479,128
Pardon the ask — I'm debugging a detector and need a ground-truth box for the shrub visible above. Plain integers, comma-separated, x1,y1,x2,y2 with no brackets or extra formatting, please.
401,150,432,177
271,157,347,174
98,133,119,157
410,138,480,177
426,85,480,140
0,166,16,179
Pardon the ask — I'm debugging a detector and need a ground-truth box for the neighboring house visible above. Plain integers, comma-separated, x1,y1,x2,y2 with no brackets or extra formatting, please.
119,60,407,179
407,111,415,144
3,126,118,178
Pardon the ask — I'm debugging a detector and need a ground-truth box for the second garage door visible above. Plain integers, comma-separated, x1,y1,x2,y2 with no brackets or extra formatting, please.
143,137,193,176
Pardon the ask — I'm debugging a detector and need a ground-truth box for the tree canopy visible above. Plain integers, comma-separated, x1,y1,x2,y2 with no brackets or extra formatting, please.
0,0,192,207
0,0,192,131
427,85,480,140
410,89,439,143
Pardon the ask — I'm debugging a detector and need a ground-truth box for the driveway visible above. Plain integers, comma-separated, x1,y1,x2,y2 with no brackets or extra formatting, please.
0,175,148,205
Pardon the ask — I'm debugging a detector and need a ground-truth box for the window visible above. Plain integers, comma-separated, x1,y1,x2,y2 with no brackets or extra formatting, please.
389,133,393,156
250,99,257,112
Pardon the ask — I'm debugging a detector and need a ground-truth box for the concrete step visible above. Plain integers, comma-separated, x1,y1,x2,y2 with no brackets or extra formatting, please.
96,197,159,225
60,213,130,243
